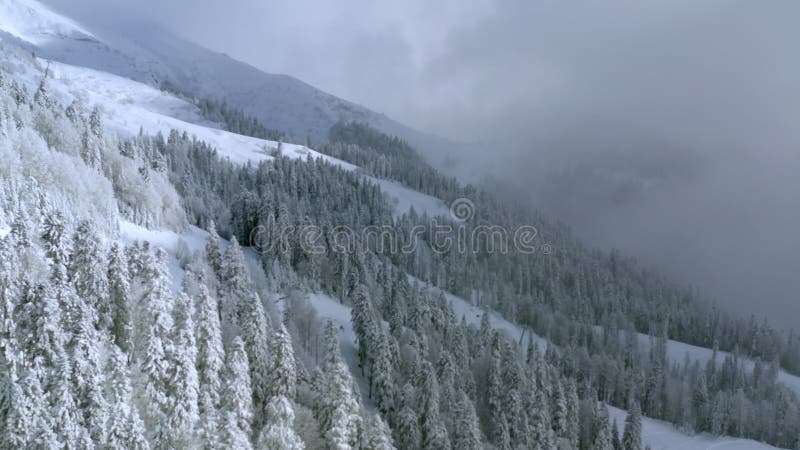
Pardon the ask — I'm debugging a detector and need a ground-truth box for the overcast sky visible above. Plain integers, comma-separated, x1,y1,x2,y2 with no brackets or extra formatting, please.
46,0,800,329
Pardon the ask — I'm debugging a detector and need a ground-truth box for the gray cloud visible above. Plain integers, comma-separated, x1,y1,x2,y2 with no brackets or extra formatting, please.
44,0,800,329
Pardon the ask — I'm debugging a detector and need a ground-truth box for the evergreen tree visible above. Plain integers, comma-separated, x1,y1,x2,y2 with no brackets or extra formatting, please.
205,220,223,284
452,390,482,449
315,321,361,449
622,400,643,450
220,236,250,328
103,347,149,450
40,210,71,283
372,331,395,416
14,282,65,389
565,380,580,448
240,290,271,431
393,384,421,450
221,337,253,440
68,221,109,328
50,354,93,449
197,391,220,450
170,293,200,447
417,361,451,450
351,283,378,376
360,413,395,450
108,242,133,353
137,248,176,448
257,322,303,448
487,335,508,448
220,410,252,450
3,364,59,449
256,396,304,450
593,402,614,450
268,323,296,400
551,378,568,442
190,272,224,412
67,294,107,444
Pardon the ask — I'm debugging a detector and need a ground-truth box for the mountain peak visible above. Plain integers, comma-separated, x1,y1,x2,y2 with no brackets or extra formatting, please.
0,0,94,45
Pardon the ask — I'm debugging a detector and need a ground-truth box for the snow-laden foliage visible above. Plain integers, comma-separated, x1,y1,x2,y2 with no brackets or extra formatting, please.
0,24,798,449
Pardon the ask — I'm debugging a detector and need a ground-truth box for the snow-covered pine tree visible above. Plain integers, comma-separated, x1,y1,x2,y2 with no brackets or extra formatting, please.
529,385,554,448
220,236,250,330
40,209,71,283
169,292,200,447
551,376,568,442
315,320,361,449
221,336,253,443
268,322,296,400
137,248,176,448
239,289,271,432
50,353,93,449
593,402,614,450
371,330,395,416
393,383,421,450
68,220,109,329
360,413,395,450
417,361,451,450
220,410,253,450
622,400,643,450
187,268,224,415
103,347,149,449
565,379,580,449
451,390,482,449
256,322,304,447
351,283,378,377
487,334,508,448
107,242,133,354
2,363,59,449
205,220,223,284
197,390,220,450
15,282,65,390
67,292,107,444
256,395,304,449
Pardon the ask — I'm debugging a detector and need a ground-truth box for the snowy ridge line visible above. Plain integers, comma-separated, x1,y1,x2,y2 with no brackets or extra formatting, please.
39,57,441,218
45,60,346,167
0,0,95,46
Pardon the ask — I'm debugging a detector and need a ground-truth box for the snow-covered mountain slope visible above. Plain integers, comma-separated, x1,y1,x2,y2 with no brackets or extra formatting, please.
307,270,788,449
0,0,92,45
633,331,800,396
607,406,783,450
18,52,440,217
1,0,459,157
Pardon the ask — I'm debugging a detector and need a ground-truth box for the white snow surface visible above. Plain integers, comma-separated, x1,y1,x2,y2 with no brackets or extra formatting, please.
371,177,451,218
40,59,446,219
45,61,349,167
308,281,787,450
0,225,9,238
631,331,800,397
0,0,93,45
607,405,784,450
